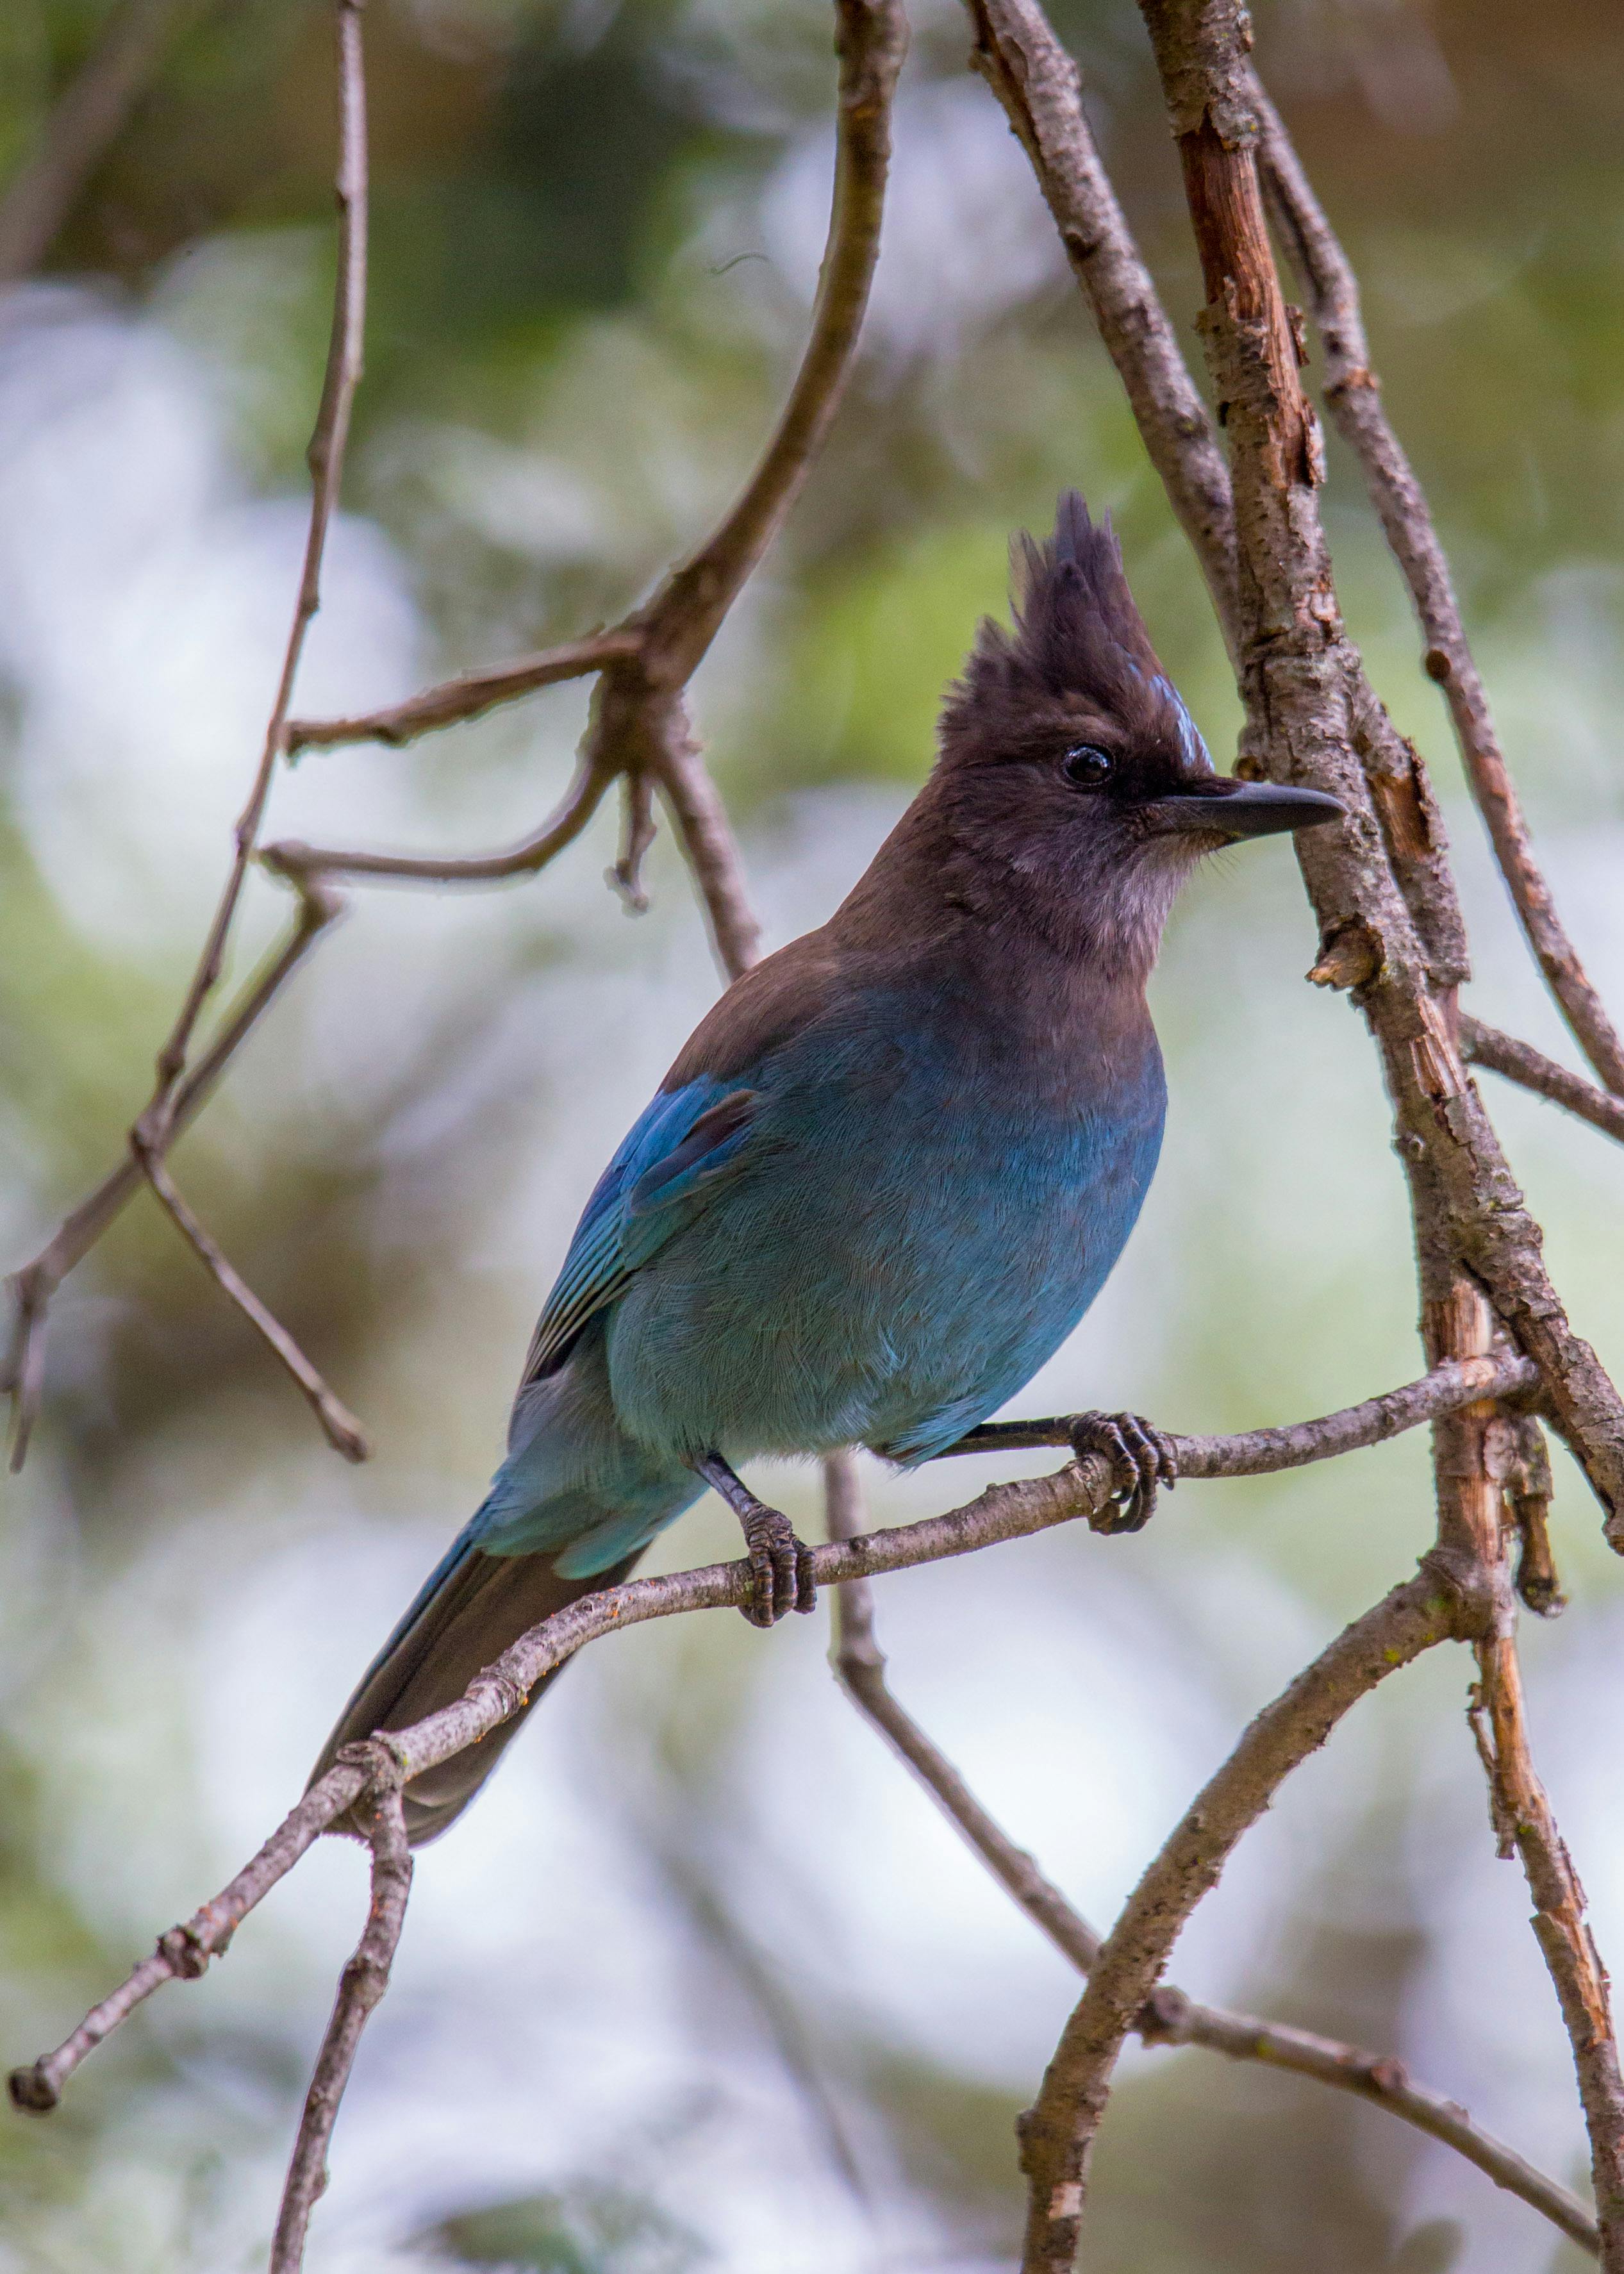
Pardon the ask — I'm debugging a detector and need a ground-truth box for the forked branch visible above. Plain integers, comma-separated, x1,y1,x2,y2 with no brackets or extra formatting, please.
1255,85,1624,1097
821,1457,1598,2256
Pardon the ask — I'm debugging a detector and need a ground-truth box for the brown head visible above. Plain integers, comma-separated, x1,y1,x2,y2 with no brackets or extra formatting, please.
924,493,1341,977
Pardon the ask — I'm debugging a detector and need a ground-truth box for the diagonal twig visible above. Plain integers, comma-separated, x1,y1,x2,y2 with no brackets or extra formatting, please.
269,1784,412,2273
8,1349,1532,2119
1461,1015,1624,1145
3,0,372,1468
1254,83,1624,1098
284,631,643,756
821,1455,1599,2257
1015,1568,1457,2272
131,1143,368,1461
3,877,343,1471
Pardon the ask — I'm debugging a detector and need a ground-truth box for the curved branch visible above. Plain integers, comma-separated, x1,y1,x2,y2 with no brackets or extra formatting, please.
636,0,908,686
261,755,612,888
1461,1016,1624,1145
1017,1571,1459,2273
822,1460,1598,2256
285,630,643,754
1254,83,1624,1098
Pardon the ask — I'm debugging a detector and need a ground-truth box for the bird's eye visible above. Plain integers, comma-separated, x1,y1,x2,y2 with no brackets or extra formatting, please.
1061,744,1114,789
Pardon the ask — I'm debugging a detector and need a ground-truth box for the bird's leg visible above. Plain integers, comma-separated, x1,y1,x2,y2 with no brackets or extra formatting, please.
937,1411,1177,1534
692,1452,818,1627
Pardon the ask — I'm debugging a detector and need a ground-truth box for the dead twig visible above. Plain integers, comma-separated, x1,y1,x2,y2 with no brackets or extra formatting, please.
821,1456,1598,2257
284,631,643,756
130,1142,368,1462
268,1785,412,2273
1255,85,1624,1097
1461,1015,1624,1145
2,877,342,1471
3,0,372,1466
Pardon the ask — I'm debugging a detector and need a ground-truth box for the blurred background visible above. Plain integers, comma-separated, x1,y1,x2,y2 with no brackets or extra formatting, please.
2,0,1623,2266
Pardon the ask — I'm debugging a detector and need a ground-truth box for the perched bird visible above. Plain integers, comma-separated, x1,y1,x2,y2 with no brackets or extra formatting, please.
313,495,1340,1843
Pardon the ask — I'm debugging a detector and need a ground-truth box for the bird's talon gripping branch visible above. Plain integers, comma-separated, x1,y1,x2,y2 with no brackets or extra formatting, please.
695,1451,817,1625
1070,1410,1177,1534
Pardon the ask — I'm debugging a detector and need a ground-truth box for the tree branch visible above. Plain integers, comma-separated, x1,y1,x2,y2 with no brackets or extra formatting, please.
10,1357,1504,2120
2,877,342,1471
821,1457,1599,2257
1254,83,1624,1097
283,631,643,755
3,0,372,1468
937,1349,1537,1472
268,1787,412,2274
1016,1570,1458,2273
131,1142,369,1462
963,0,1238,646
1461,1015,1624,1145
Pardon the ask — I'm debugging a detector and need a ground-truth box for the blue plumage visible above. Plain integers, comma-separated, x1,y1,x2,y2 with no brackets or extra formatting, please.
313,494,1340,1840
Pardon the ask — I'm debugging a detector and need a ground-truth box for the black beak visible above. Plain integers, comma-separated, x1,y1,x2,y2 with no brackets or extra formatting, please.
1141,777,1345,842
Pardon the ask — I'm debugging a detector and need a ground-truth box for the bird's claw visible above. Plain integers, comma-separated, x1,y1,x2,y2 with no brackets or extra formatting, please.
1069,1410,1177,1534
740,1503,818,1627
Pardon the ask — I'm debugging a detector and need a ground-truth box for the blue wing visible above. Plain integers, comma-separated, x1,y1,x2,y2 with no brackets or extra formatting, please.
518,1077,759,1384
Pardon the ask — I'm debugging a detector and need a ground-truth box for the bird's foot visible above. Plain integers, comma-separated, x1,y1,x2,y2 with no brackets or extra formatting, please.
693,1452,818,1627
1068,1411,1177,1535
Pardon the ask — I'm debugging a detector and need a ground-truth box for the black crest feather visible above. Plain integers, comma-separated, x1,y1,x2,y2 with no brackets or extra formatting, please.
940,492,1182,761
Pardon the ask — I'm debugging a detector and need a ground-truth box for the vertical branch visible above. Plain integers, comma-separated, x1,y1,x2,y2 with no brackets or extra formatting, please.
137,0,368,1139
965,0,1238,644
1255,86,1624,1097
269,1789,412,2274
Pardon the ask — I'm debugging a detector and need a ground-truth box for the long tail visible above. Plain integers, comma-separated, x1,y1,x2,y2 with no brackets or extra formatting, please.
310,1536,642,1845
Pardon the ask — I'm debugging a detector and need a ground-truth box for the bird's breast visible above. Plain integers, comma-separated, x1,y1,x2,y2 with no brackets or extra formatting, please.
606,983,1166,1462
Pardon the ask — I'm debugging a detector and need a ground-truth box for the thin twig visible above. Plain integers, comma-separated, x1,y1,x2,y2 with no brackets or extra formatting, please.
131,1142,369,1461
820,1457,1598,2256
3,0,372,1469
269,1788,413,2273
139,0,368,1134
1461,1015,1624,1145
1472,1635,1624,2246
10,1358,1517,2117
2,879,342,1470
261,754,614,888
0,0,198,285
1254,85,1624,1096
963,0,1237,649
284,631,643,755
938,1350,1537,1472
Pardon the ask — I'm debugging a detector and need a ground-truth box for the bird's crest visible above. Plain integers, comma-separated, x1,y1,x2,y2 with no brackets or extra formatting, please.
940,492,1206,768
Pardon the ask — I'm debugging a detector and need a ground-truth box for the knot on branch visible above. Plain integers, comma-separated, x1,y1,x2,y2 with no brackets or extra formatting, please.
8,2060,60,2114
158,1924,210,1982
1415,1544,1500,1643
333,1734,408,1800
1136,1985,1192,2044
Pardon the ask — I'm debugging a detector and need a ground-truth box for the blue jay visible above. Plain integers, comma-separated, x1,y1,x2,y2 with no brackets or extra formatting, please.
313,495,1339,1841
